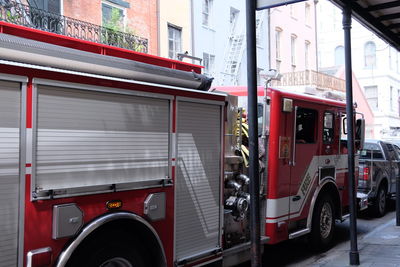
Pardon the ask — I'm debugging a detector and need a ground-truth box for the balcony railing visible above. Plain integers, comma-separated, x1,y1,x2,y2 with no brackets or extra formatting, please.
271,70,345,92
0,0,148,53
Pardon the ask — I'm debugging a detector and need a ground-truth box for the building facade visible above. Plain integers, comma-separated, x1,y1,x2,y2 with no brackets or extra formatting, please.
269,0,317,74
191,0,269,86
268,0,349,102
158,0,192,60
25,0,158,55
317,0,400,139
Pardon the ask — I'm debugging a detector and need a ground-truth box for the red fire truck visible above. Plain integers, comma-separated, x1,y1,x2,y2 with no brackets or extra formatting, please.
0,21,364,267
216,86,365,248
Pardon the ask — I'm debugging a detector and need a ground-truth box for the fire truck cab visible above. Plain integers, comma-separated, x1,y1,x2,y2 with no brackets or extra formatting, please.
218,86,365,248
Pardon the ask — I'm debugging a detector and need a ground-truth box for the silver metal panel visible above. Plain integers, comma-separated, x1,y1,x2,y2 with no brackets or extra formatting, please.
33,78,174,100
175,101,222,262
0,81,20,267
52,204,83,239
18,82,27,267
35,85,170,194
144,193,166,221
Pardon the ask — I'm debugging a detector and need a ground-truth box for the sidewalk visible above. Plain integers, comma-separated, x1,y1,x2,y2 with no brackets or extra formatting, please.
310,218,400,267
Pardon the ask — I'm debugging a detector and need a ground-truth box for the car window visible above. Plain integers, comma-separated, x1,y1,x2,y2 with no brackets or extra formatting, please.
385,143,399,160
360,143,384,159
394,145,400,160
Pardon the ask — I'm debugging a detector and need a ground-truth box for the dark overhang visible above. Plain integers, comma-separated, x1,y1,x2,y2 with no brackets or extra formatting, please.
330,0,400,51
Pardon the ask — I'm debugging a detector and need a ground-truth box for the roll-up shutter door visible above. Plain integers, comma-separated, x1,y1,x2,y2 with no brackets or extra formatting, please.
175,101,222,262
0,81,20,267
36,85,169,193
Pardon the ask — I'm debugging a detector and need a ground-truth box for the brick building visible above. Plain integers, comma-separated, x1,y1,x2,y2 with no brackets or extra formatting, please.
27,0,158,55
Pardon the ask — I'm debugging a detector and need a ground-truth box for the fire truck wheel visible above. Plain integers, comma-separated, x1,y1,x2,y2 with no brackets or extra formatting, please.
371,184,387,218
310,194,335,250
66,233,147,267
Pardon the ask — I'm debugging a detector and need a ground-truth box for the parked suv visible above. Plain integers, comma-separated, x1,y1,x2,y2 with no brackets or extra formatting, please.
358,140,400,217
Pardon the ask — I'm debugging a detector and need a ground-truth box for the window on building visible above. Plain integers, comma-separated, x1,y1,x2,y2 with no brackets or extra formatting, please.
290,5,296,18
398,89,400,116
334,45,344,66
202,0,212,27
296,108,317,144
276,60,281,72
389,47,393,70
28,0,61,14
256,11,263,46
168,25,182,59
305,3,311,25
391,86,394,111
102,2,125,30
230,7,239,33
275,28,282,60
291,34,297,70
257,68,264,86
364,41,376,68
305,41,310,70
365,85,378,111
203,53,215,76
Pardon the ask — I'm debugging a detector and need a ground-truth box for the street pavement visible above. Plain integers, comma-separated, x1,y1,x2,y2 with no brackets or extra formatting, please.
239,204,400,266
300,218,400,267
285,205,400,267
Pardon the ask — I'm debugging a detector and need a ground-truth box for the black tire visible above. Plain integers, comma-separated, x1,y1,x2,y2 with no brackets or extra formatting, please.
371,184,387,217
310,194,335,251
66,232,147,267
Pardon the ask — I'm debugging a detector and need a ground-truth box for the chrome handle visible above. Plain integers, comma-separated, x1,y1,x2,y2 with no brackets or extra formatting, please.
292,106,298,166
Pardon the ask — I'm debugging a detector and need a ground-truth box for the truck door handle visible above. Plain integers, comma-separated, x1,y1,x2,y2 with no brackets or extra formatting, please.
292,195,301,201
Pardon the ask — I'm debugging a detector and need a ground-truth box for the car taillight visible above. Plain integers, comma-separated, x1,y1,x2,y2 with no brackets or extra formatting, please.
362,167,370,181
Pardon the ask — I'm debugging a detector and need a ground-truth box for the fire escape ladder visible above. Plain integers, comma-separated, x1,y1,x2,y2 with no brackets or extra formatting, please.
218,10,266,86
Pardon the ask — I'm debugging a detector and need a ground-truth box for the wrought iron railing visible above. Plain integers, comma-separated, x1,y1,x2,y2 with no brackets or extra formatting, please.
271,70,346,92
0,0,148,53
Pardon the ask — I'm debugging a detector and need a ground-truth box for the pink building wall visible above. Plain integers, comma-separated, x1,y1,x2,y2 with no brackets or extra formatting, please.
335,67,375,137
269,0,317,73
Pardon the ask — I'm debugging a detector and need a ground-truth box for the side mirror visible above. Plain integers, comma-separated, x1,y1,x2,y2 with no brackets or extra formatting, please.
355,118,365,150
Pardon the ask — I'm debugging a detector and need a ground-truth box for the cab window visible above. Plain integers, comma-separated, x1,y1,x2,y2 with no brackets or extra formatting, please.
323,112,334,144
296,108,317,143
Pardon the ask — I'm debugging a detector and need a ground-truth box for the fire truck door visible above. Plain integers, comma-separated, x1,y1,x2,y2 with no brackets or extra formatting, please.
288,105,319,221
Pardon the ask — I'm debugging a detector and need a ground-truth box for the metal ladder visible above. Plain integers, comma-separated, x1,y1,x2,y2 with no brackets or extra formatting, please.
217,10,266,86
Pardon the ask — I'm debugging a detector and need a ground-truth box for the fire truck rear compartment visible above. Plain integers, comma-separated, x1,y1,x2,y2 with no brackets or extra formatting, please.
0,80,21,267
34,84,171,199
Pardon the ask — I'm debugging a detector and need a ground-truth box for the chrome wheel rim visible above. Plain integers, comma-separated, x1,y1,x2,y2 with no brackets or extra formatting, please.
320,202,333,239
99,257,133,267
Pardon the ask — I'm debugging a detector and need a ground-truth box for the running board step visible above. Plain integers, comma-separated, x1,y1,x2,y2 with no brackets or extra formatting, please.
288,228,311,239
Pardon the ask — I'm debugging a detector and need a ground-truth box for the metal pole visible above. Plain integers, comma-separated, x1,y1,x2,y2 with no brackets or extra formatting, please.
342,4,360,266
246,0,261,266
397,175,400,226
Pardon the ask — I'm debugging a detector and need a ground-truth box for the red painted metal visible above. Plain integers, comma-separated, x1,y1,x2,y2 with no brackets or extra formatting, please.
0,25,222,265
0,21,203,74
217,86,348,245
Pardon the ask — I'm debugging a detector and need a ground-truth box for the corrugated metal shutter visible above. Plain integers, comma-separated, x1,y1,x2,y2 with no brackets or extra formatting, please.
175,101,221,262
36,85,169,192
0,81,20,267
